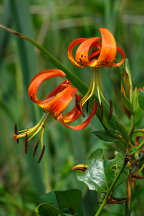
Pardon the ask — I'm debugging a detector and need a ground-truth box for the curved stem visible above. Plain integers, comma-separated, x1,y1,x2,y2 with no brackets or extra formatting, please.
95,157,129,216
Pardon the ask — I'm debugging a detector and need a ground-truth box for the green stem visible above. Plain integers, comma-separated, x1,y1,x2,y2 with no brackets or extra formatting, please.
125,170,132,216
95,157,129,216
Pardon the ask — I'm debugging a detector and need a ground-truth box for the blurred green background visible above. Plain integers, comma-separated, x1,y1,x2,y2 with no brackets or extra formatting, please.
0,0,144,215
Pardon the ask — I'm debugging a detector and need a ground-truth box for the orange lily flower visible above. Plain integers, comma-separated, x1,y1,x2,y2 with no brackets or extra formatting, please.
68,28,125,104
13,69,97,162
68,28,125,68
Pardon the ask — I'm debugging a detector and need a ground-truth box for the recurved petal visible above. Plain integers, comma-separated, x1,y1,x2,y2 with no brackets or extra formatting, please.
61,106,81,123
59,100,98,130
96,28,117,67
113,47,125,67
41,85,77,118
28,69,66,104
61,95,83,123
68,38,86,67
75,37,101,67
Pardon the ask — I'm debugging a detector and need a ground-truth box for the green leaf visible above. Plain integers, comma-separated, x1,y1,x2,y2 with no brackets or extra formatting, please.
37,203,66,216
114,121,129,142
39,189,82,215
138,90,144,111
132,88,139,111
40,192,59,208
122,59,133,99
10,0,38,86
0,0,11,63
77,149,128,193
92,130,119,142
121,94,133,113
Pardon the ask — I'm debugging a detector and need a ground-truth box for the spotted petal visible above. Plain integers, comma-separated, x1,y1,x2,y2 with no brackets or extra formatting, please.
68,38,86,67
68,28,125,68
75,37,101,67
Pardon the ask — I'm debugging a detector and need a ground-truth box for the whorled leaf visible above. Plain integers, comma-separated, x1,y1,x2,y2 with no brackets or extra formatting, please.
77,149,128,193
92,130,119,142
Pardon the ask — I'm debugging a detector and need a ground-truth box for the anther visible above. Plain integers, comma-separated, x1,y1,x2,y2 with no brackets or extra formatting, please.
86,100,89,113
76,99,85,117
38,145,45,163
33,141,39,157
108,100,113,120
25,133,28,154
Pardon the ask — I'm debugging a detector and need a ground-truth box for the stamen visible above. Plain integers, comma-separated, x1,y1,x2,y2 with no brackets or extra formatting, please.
25,133,28,153
86,100,89,113
94,69,109,105
33,141,39,157
38,145,45,163
82,72,96,105
108,100,113,120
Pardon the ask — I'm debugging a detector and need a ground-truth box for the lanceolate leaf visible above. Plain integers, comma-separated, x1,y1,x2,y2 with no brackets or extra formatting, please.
77,149,128,193
92,130,119,142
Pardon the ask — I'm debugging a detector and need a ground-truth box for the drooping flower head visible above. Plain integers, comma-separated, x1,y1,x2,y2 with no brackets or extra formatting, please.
68,28,125,68
68,28,126,104
13,69,97,162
